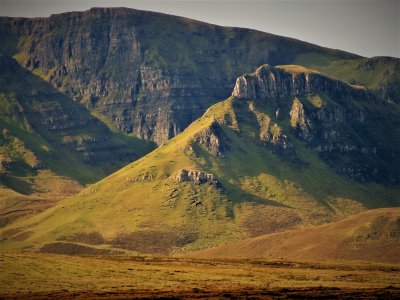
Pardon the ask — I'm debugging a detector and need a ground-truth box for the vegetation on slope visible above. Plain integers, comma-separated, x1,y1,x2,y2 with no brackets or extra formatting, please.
294,53,400,102
190,208,400,264
0,54,155,226
1,65,399,255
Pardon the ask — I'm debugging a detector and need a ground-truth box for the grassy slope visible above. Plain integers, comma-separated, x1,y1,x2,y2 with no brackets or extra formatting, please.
190,208,400,264
0,111,232,252
294,53,400,102
0,91,88,226
0,58,154,175
0,171,83,228
1,68,399,255
0,56,155,226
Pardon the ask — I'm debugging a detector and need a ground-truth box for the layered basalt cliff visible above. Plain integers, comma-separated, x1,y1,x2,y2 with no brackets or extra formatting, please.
232,64,369,100
231,65,400,183
0,7,360,145
0,54,154,183
194,121,230,157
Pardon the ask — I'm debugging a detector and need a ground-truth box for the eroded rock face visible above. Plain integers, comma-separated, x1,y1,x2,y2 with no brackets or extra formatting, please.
194,121,229,157
175,169,219,186
304,101,399,182
290,98,312,141
232,65,400,183
1,8,359,145
0,55,154,179
249,103,293,154
232,64,369,101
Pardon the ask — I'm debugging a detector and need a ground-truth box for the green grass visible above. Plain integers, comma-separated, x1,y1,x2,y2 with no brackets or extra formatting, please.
0,55,157,227
0,92,106,183
2,73,399,254
197,113,393,225
294,53,400,102
275,65,321,75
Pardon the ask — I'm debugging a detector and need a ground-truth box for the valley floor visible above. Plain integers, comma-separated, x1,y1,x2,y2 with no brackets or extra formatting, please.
1,252,400,299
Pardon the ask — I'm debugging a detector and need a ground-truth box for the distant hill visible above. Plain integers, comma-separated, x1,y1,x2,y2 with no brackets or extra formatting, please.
1,65,399,254
189,208,400,264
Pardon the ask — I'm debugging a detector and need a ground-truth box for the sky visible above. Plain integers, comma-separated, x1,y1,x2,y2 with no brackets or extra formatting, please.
1,0,399,58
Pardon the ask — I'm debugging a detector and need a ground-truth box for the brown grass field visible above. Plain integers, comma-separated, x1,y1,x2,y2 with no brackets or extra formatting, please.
1,252,400,299
190,208,400,264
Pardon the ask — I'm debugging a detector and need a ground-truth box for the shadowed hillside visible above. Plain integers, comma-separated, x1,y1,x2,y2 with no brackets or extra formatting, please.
0,54,155,226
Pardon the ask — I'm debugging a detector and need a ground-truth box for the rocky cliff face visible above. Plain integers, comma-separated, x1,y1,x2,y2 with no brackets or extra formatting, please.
231,65,400,183
232,64,368,101
0,54,154,184
174,169,220,186
0,7,359,145
194,121,230,157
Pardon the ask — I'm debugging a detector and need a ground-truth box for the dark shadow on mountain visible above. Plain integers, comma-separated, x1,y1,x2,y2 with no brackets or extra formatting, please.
0,55,156,184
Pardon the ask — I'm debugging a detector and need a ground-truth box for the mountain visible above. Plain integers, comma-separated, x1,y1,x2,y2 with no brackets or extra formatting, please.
1,64,399,254
0,54,155,226
1,7,398,227
189,208,400,264
2,7,398,146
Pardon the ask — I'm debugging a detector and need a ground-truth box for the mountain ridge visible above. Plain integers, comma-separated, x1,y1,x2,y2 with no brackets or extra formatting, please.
1,6,380,145
1,64,399,254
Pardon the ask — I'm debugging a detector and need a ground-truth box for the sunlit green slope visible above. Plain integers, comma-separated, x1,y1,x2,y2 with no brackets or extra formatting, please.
1,65,399,254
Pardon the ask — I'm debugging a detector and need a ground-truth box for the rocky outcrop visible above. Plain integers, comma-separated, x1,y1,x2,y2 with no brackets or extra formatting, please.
249,103,293,153
175,169,220,186
0,8,358,145
35,102,90,131
194,121,229,157
290,98,312,141
232,64,369,101
1,9,399,184
232,64,400,183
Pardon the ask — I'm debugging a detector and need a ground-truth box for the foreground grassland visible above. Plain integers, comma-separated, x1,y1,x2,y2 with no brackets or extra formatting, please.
1,253,400,299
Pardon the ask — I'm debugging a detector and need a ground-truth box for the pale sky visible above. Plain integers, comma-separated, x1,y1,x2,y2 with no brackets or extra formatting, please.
1,0,399,58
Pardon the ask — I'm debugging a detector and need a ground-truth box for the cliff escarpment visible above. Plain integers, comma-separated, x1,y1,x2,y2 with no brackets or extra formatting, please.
231,64,400,183
1,7,361,145
0,54,154,187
